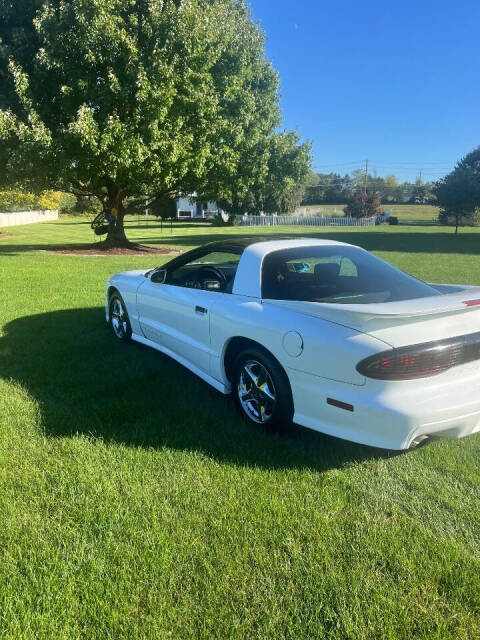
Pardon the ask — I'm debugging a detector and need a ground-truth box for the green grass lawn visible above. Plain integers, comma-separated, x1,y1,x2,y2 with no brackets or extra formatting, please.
1,217,480,639
386,204,440,224
301,203,440,224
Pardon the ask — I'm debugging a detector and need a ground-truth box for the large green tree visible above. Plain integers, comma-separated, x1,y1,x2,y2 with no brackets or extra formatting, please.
435,147,480,233
0,0,307,245
209,130,311,216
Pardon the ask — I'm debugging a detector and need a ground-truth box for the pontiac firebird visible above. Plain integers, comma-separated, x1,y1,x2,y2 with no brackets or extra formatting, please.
105,237,480,450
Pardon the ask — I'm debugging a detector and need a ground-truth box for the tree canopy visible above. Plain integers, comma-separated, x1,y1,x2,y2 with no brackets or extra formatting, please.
0,0,310,245
435,146,480,232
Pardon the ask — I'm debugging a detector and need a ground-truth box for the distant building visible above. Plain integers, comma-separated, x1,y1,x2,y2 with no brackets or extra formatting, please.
175,195,222,219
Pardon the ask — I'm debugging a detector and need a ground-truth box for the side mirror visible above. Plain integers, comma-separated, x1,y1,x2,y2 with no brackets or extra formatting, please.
151,268,167,284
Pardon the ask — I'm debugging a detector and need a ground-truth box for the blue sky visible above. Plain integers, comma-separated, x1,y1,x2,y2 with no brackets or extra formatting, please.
249,0,480,182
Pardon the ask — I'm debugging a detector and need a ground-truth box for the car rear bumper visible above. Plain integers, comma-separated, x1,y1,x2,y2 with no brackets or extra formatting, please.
288,367,480,450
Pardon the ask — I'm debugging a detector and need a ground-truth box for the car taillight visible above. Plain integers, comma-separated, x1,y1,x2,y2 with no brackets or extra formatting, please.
357,331,480,380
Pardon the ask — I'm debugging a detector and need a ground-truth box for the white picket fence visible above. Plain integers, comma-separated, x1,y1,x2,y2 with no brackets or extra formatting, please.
236,214,376,227
0,209,58,227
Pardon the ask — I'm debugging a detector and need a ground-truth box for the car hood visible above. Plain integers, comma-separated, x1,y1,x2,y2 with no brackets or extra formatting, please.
266,287,480,348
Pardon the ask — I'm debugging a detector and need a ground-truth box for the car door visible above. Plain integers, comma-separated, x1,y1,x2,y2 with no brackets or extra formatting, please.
136,250,241,374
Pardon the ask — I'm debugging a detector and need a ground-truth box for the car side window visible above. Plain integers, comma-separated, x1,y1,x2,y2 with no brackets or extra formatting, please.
166,251,241,292
262,246,440,303
264,255,360,301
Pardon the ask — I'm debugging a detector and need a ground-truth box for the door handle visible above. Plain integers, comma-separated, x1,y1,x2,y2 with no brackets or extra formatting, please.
195,305,208,315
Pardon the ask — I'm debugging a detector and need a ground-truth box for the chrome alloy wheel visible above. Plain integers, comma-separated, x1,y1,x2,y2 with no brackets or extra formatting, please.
237,360,277,424
111,298,128,339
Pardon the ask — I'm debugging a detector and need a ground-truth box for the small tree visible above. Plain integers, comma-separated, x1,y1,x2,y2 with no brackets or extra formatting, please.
435,147,480,233
382,174,400,203
148,195,177,221
344,192,382,219
408,177,435,205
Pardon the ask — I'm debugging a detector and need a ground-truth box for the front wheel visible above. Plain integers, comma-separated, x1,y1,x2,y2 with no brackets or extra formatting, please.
232,347,294,432
109,292,132,341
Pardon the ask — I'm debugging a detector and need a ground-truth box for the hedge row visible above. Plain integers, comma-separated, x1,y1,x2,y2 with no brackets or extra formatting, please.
0,189,77,213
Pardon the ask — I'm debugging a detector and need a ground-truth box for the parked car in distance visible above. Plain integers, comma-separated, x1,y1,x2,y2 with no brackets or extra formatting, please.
106,237,480,450
375,209,392,224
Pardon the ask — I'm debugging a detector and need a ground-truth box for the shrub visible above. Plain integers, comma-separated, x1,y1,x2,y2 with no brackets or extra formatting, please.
211,213,237,226
0,188,77,213
36,190,64,211
57,192,77,214
0,189,36,212
388,216,399,225
344,192,382,218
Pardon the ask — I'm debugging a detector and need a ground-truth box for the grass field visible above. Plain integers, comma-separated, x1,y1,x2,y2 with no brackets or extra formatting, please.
1,216,480,639
300,203,440,224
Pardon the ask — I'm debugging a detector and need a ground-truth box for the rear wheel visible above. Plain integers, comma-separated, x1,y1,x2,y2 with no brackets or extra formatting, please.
232,347,293,432
109,292,132,341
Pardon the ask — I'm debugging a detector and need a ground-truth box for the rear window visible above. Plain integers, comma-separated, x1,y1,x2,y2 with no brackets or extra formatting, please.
261,246,441,304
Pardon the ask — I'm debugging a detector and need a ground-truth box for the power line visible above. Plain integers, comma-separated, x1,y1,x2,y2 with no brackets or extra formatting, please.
316,166,451,173
370,166,451,172
370,159,453,165
315,161,365,167
316,158,453,164
309,183,434,188
369,166,451,170
308,176,442,188
310,176,443,185
315,160,453,174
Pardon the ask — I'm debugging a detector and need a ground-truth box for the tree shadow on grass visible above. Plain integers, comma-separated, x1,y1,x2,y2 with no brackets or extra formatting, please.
1,229,479,257
55,220,93,225
140,229,479,256
0,307,392,472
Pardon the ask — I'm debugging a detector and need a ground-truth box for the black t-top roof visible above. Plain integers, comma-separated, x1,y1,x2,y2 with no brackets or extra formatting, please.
203,236,304,252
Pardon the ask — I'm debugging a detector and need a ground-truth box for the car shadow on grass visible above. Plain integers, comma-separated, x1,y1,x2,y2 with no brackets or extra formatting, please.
0,307,393,472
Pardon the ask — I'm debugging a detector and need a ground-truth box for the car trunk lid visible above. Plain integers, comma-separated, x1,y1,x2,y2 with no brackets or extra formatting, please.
266,287,480,348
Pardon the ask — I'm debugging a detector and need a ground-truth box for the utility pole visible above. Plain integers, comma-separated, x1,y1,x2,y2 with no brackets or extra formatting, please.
419,169,422,184
363,159,369,194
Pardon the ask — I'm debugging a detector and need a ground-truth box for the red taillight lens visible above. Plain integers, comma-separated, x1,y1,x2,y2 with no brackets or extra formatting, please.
357,332,480,380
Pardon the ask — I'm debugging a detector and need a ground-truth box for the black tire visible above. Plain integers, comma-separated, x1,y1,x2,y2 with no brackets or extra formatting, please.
109,292,132,342
232,346,294,432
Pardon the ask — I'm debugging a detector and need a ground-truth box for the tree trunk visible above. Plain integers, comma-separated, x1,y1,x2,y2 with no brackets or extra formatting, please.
104,209,129,247
103,190,132,247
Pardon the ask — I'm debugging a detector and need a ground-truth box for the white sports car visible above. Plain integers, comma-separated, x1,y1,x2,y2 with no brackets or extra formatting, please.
105,237,480,450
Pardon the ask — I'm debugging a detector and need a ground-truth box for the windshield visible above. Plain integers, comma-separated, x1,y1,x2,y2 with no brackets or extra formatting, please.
261,246,442,304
